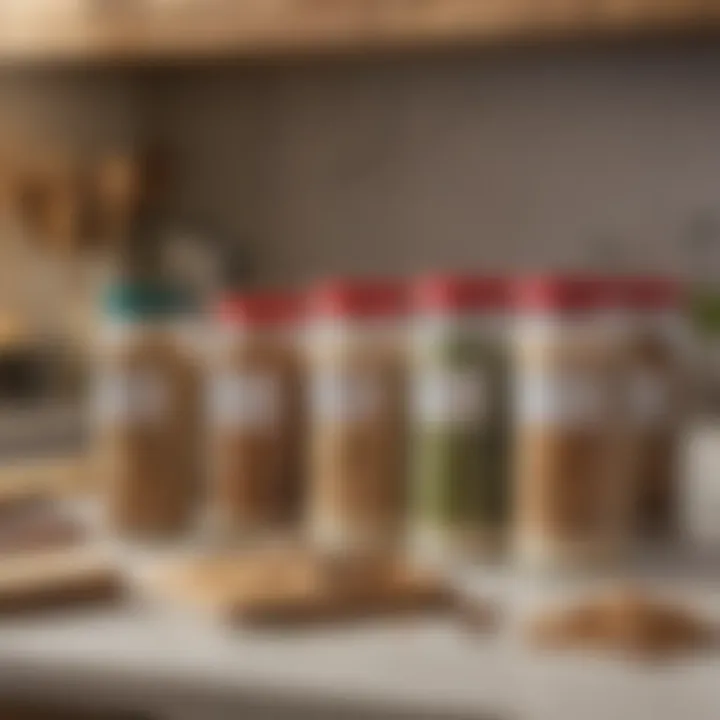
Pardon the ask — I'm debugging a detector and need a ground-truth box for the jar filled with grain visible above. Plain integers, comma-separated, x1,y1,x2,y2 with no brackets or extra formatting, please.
94,281,200,540
512,275,628,572
206,291,301,539
620,277,686,541
307,279,407,556
409,275,511,561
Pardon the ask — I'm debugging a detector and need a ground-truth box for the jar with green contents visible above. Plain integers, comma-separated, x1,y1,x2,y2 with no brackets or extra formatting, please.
410,275,511,561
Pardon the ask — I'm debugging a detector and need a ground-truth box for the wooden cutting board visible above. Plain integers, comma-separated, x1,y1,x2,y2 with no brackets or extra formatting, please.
0,549,124,616
0,454,89,501
150,549,453,627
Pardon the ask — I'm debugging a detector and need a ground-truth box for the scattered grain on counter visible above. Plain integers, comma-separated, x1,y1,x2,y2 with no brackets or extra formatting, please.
527,586,716,660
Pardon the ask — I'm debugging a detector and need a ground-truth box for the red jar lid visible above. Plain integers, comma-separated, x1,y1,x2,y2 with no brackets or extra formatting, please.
309,278,407,320
617,276,683,310
513,274,616,312
412,274,511,313
216,291,300,327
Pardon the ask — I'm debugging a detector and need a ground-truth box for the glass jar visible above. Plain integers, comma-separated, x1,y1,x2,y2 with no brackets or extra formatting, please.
306,280,407,555
620,277,686,541
409,275,511,562
93,281,200,540
206,291,301,539
512,275,627,572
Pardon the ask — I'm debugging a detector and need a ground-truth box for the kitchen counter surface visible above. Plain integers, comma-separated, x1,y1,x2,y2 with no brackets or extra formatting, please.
0,550,717,720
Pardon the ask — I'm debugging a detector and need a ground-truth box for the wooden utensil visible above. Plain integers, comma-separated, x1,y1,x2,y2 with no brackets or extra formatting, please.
151,548,453,627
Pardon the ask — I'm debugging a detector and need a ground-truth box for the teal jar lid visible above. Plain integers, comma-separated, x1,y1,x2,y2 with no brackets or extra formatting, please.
102,281,194,321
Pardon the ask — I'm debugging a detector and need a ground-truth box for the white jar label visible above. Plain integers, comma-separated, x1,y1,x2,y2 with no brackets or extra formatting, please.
311,371,382,423
414,368,487,426
684,427,720,547
209,372,279,430
627,370,669,426
94,371,167,426
516,370,605,426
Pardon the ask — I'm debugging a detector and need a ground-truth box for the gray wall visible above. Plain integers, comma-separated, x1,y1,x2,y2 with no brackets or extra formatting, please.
0,67,141,157
2,46,720,288
147,44,720,284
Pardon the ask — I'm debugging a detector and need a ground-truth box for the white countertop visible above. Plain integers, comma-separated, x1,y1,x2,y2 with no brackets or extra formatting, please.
0,550,717,720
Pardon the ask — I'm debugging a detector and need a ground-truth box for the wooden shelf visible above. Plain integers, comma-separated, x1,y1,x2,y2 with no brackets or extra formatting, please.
0,0,719,63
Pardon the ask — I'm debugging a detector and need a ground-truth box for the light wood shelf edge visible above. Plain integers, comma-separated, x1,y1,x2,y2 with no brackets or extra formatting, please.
0,1,719,64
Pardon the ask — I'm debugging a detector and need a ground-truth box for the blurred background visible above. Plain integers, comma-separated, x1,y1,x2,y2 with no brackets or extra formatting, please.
0,2,719,719
1,2,720,410
3,3,720,447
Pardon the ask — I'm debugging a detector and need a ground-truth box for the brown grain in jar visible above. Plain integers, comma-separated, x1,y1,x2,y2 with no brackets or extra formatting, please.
207,292,301,538
306,280,407,555
512,275,628,570
94,282,200,540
